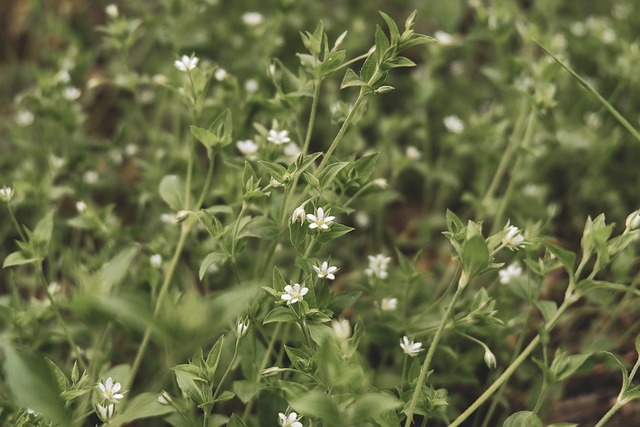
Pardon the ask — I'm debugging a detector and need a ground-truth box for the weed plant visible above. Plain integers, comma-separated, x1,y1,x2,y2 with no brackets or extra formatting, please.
2,1,640,426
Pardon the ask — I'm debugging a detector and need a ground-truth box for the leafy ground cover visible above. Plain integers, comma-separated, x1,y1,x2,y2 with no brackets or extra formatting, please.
2,1,640,426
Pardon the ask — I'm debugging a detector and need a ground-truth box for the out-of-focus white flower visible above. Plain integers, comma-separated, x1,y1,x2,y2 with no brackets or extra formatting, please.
306,207,335,230
207,263,220,274
150,254,162,269
267,129,291,145
51,155,65,170
236,139,259,156
262,366,283,376
498,263,523,285
373,178,388,189
83,170,99,184
56,69,71,83
76,201,87,214
157,390,172,405
406,146,422,160
63,86,81,101
381,297,398,311
214,68,227,81
0,186,15,202
283,143,301,160
97,377,125,403
278,412,303,427
313,261,338,280
434,30,453,45
354,211,371,229
602,28,616,44
400,336,423,357
365,254,391,279
332,318,351,341
160,213,177,224
245,79,259,93
291,204,306,224
96,403,115,421
235,318,249,339
281,283,308,305
626,209,640,230
570,21,587,37
105,4,119,18
125,144,138,156
443,115,465,134
502,225,525,250
242,12,264,26
15,110,34,127
174,55,199,72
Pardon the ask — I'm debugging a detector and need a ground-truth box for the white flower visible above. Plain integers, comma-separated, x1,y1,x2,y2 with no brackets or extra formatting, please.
306,207,335,230
62,86,81,101
76,201,87,214
262,366,283,376
105,4,119,18
283,143,301,160
354,211,371,229
125,144,138,156
97,377,125,402
381,297,398,311
484,349,497,369
150,254,162,269
291,205,307,224
434,30,453,45
214,68,227,81
245,79,259,93
267,129,291,145
406,146,422,160
160,213,177,224
601,28,616,44
626,210,640,230
570,21,587,37
242,12,264,26
236,318,249,339
373,178,388,189
83,170,99,184
15,109,34,126
332,318,351,341
400,336,423,357
498,263,523,285
443,115,465,134
0,186,15,202
281,283,308,305
56,69,71,83
502,225,525,250
96,403,115,421
313,261,338,280
270,177,283,188
50,155,65,169
365,254,391,279
157,390,172,405
174,55,199,72
236,139,259,156
278,412,303,427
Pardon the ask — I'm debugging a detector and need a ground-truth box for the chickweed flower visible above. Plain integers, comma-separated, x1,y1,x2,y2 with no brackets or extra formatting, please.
150,254,162,269
365,254,391,279
97,377,125,403
502,225,525,250
400,336,423,357
484,348,497,369
434,30,454,45
278,412,303,427
291,205,306,224
306,207,335,230
332,318,351,341
15,109,34,127
270,177,284,188
626,209,640,231
373,178,388,189
174,55,199,72
242,12,264,26
267,129,291,145
406,146,422,160
214,68,227,81
96,403,115,422
498,262,523,285
281,283,308,305
262,366,283,376
0,186,15,202
245,79,259,93
444,115,465,134
283,143,301,160
62,86,81,101
236,139,258,156
157,390,173,405
313,261,338,280
76,201,87,214
105,4,119,18
235,317,249,339
381,297,398,311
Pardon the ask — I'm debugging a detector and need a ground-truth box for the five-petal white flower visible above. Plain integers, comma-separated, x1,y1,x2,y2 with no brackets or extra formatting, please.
498,263,523,285
502,225,525,250
98,377,125,403
400,336,423,357
174,55,199,72
365,254,391,279
443,115,465,134
236,139,259,156
267,129,291,145
313,261,337,280
278,412,303,427
381,297,398,311
306,207,335,230
281,283,308,305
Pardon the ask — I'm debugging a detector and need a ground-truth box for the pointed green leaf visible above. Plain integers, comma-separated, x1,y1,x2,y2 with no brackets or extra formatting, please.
159,175,185,211
199,252,228,280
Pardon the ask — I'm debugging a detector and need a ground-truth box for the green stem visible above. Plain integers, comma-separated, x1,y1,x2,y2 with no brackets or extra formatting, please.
594,401,625,427
302,78,322,155
211,338,240,402
404,276,466,427
195,150,216,209
6,204,27,242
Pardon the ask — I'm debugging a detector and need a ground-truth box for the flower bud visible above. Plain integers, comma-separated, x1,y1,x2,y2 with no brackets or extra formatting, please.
0,186,15,202
235,318,249,339
484,349,497,369
626,210,640,230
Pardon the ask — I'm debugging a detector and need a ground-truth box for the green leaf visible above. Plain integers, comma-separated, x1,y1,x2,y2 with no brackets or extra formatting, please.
272,266,288,292
109,392,175,426
294,152,322,177
4,346,72,426
159,175,185,211
3,251,41,267
374,25,390,63
348,393,402,424
32,210,55,256
199,251,228,280
383,56,416,69
227,413,248,427
340,68,367,89
238,216,279,241
289,221,308,254
263,306,299,324
502,411,543,427
544,242,576,277
205,335,225,378
173,365,205,404
290,390,340,424
99,245,139,293
308,323,333,345
536,300,558,324
379,12,400,46
550,351,591,383
259,160,288,181
329,291,362,314
351,152,379,181
461,223,490,278
316,223,355,244
191,125,219,149
232,380,258,404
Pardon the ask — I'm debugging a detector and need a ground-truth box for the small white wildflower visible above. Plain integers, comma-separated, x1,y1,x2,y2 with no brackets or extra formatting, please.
214,68,227,81
313,261,338,280
444,115,465,134
365,254,391,279
354,211,371,229
502,225,525,250
601,28,616,44
332,318,351,341
111,149,124,165
514,74,534,92
306,207,335,230
125,144,138,156
262,366,283,376
278,412,303,427
281,283,308,305
498,263,523,285
207,263,220,274
235,318,249,339
242,12,264,26
268,63,277,77
96,403,115,421
83,170,99,184
484,348,497,369
174,55,199,72
434,30,453,45
105,4,119,18
400,336,423,357
152,74,168,85
150,254,162,269
245,79,259,93
50,155,65,169
0,186,15,202
236,139,259,156
405,146,422,160
381,297,398,311
157,390,172,405
160,213,177,224
373,178,388,189
283,143,301,160
76,201,87,214
267,129,291,145
55,69,71,83
62,86,81,101
15,109,34,127
291,204,307,224
626,210,640,230
97,377,125,403
270,177,283,188
570,21,587,37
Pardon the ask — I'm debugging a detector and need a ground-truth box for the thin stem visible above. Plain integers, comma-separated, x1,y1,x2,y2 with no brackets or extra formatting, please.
302,78,322,155
594,401,625,427
195,150,216,209
404,277,466,427
211,338,240,401
6,204,27,242
336,52,370,71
